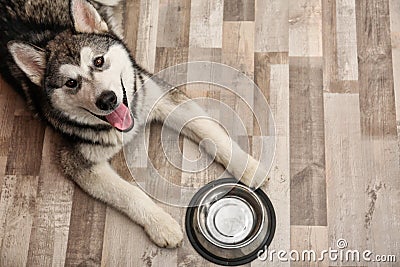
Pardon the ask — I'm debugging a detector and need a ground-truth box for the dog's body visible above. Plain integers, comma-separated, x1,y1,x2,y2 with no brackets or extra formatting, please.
0,0,268,247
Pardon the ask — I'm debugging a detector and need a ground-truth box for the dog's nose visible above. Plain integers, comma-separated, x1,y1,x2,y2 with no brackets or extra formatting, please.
96,91,117,111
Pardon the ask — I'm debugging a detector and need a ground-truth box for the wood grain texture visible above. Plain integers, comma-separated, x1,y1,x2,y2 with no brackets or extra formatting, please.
222,21,255,138
254,52,288,136
322,0,360,93
252,62,290,267
26,129,74,267
135,0,160,72
335,0,358,81
123,0,141,57
223,0,255,21
390,0,400,123
356,0,397,138
324,93,400,264
290,57,327,226
359,138,400,257
64,187,106,266
322,0,338,91
255,0,289,52
189,0,223,48
222,21,255,77
5,115,45,176
101,134,151,266
289,0,323,57
0,0,399,266
0,175,38,267
157,0,191,48
0,79,17,157
291,226,328,267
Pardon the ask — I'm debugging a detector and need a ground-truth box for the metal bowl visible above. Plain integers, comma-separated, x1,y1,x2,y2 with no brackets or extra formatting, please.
185,178,276,266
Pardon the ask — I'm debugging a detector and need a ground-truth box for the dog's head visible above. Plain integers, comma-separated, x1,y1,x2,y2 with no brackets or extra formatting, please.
8,0,135,132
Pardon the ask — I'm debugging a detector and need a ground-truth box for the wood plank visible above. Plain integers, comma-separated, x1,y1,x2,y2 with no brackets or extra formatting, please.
322,0,338,92
291,226,328,267
289,57,327,226
177,208,216,267
222,21,255,77
0,157,5,179
324,93,367,262
104,122,182,266
269,63,290,143
188,48,222,62
26,128,74,267
189,0,223,48
149,44,185,196
135,0,160,72
356,0,397,137
255,0,289,52
335,0,358,81
5,115,46,176
123,0,141,56
254,53,271,111
154,47,189,89
0,175,39,267
222,21,255,138
389,0,400,126
322,0,360,93
157,0,191,48
179,50,226,266
252,63,290,267
324,93,400,264
360,139,400,256
101,206,159,266
347,0,400,247
180,83,227,190
147,123,183,199
101,133,150,265
289,0,323,57
144,123,182,265
155,47,189,72
223,0,255,21
64,186,106,266
254,52,288,136
102,204,182,267
0,78,17,157
325,80,359,94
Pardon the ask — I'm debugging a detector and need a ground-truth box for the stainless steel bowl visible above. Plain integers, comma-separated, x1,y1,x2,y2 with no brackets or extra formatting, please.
185,178,276,266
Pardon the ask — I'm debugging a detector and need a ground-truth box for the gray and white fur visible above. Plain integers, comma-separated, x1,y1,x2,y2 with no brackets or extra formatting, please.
0,0,269,248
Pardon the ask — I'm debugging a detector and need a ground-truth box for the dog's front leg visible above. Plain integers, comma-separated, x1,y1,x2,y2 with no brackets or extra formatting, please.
154,89,269,188
60,149,183,248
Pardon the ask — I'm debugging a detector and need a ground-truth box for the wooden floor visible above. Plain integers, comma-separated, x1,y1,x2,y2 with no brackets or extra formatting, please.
1,0,400,266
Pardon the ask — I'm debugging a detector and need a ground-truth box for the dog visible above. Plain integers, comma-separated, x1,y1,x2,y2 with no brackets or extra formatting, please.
0,0,269,248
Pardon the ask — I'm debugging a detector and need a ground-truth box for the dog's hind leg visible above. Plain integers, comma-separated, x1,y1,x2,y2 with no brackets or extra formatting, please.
60,149,183,248
152,89,269,188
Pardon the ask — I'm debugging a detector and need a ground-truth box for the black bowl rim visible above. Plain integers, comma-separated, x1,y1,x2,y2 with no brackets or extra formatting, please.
185,178,276,266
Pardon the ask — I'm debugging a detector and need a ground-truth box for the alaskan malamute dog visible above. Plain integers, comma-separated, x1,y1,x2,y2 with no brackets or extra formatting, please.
0,0,268,247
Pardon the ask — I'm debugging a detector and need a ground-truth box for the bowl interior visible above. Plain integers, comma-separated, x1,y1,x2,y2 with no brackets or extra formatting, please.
196,183,265,249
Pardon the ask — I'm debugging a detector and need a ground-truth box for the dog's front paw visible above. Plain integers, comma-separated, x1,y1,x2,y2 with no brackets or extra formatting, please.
240,157,269,188
145,211,184,248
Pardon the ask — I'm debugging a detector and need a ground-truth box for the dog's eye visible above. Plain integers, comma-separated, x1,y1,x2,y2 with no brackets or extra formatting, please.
94,56,105,68
65,79,78,88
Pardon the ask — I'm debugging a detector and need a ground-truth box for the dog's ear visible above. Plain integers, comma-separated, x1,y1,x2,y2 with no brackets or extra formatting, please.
70,0,108,34
8,42,46,86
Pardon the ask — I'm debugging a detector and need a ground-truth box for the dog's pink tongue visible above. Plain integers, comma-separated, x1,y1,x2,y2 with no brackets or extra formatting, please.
105,103,133,131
